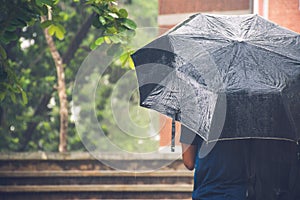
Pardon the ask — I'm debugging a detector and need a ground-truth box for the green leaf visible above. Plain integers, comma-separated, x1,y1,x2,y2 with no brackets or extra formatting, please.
27,19,36,26
47,24,65,40
11,137,19,144
0,35,9,44
95,37,105,45
55,27,65,40
119,51,135,69
6,25,17,31
5,66,17,80
104,14,114,22
111,7,119,13
111,1,118,6
85,0,94,4
109,35,121,43
90,42,97,50
56,24,66,34
116,26,127,33
119,52,129,66
48,24,56,36
10,18,27,27
59,11,70,21
128,57,135,69
35,0,43,7
0,44,7,59
0,92,5,102
104,36,111,44
121,18,137,30
16,18,28,27
106,27,117,34
3,31,18,42
108,12,119,19
43,122,51,130
55,24,66,40
10,93,17,103
99,16,106,25
45,76,56,82
36,0,55,6
21,90,28,105
118,9,128,18
40,20,52,29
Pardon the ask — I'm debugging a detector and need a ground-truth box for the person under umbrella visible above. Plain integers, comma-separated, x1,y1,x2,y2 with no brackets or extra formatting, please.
180,124,299,200
132,13,300,200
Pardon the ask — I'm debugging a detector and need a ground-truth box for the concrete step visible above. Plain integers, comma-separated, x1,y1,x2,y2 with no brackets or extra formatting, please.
0,170,194,185
0,153,192,199
0,184,193,199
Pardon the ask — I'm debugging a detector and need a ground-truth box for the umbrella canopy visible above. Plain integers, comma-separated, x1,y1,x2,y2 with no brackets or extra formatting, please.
131,14,300,143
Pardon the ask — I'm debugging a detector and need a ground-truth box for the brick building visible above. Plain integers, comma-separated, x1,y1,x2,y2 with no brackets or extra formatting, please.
158,0,252,31
254,0,300,33
158,0,300,151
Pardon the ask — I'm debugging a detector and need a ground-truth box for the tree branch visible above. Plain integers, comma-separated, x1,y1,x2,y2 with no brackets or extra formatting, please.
18,93,53,151
62,13,95,65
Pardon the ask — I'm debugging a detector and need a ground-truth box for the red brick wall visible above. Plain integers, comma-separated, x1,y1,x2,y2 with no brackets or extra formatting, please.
159,116,181,147
268,0,300,33
258,0,264,16
159,0,250,14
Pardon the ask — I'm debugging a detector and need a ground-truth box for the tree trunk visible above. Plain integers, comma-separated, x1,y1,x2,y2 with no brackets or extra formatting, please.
42,17,68,153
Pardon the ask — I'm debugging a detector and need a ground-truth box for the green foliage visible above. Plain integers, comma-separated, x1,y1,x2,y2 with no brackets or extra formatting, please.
0,0,158,152
0,0,41,105
0,0,59,105
88,0,137,68
0,0,138,104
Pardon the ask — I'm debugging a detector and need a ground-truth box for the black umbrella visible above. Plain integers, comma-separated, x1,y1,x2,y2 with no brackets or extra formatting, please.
131,14,300,148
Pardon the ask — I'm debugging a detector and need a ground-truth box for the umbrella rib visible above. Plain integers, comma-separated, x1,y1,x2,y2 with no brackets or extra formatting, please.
241,14,259,39
246,42,300,63
178,22,232,41
252,27,298,42
171,33,229,43
204,16,236,40
208,42,238,77
247,16,281,40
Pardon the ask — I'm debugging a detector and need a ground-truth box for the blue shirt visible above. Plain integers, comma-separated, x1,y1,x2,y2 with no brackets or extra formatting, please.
180,125,248,200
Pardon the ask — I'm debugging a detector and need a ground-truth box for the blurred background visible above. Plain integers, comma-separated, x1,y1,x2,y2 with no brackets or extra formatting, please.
1,0,299,153
0,0,299,199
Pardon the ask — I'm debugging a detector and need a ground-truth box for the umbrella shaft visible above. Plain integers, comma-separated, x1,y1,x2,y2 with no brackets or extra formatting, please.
171,118,175,152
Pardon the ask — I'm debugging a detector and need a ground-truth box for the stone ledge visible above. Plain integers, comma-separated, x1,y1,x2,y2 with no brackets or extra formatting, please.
0,152,182,161
0,184,193,193
0,170,193,177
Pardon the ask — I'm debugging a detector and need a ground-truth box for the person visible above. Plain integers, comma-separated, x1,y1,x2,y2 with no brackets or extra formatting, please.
180,124,300,200
180,124,249,199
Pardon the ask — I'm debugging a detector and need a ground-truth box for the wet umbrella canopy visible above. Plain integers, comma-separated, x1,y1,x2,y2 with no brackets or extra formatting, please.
131,14,300,143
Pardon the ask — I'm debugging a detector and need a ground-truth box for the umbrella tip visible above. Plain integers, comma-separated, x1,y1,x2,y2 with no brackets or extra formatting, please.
232,37,245,43
236,38,244,42
171,146,175,152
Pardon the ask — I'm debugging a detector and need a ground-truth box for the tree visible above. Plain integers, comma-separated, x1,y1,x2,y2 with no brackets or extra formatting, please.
0,0,137,152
